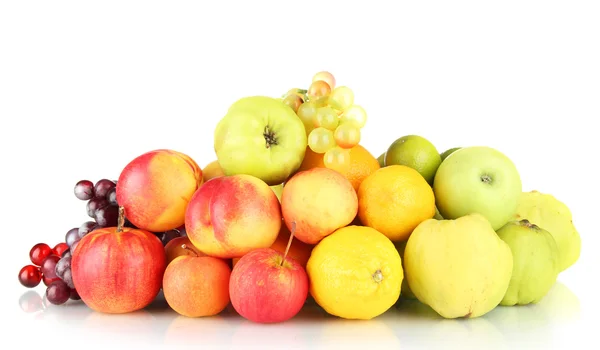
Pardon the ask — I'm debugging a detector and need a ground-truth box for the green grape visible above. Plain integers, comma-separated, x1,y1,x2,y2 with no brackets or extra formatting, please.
308,127,336,154
312,71,336,90
340,104,367,128
315,106,339,130
282,94,303,113
334,123,361,149
297,101,318,134
324,146,351,173
328,86,354,112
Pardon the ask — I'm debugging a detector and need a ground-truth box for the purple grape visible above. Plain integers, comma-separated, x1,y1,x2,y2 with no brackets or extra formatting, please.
55,256,71,279
70,288,80,300
86,198,109,218
78,221,97,238
74,180,94,201
70,240,80,254
178,227,187,237
94,179,116,199
65,227,79,247
61,249,71,259
46,280,70,305
159,229,181,246
62,268,74,289
95,205,119,227
107,188,118,206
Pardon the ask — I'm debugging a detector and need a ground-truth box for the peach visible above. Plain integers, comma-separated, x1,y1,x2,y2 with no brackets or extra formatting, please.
163,255,231,318
116,149,203,232
185,174,282,259
281,167,358,245
232,223,314,269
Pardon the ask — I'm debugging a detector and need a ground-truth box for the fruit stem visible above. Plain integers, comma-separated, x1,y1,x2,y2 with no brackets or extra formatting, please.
181,244,199,257
281,221,296,267
117,206,125,233
519,219,540,231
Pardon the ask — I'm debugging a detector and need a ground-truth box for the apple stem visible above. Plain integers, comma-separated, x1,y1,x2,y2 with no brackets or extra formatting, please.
181,244,199,257
281,221,296,266
116,206,125,233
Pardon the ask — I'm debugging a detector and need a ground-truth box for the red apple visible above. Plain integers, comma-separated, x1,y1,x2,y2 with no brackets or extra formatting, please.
72,208,166,314
229,246,309,324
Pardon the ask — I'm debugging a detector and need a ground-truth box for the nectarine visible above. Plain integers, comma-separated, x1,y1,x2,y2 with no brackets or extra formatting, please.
116,149,203,232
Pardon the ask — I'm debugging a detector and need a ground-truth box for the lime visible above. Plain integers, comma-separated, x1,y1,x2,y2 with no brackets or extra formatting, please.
377,152,386,167
384,135,441,185
440,147,461,161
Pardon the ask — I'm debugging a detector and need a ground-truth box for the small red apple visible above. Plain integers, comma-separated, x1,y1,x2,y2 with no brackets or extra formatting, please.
71,207,166,314
229,223,308,323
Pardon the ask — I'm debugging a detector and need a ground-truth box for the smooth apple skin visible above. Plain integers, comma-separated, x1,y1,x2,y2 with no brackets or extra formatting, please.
281,167,358,245
163,256,231,318
433,146,522,230
229,248,309,324
116,149,203,232
71,227,166,314
214,96,308,186
185,174,282,259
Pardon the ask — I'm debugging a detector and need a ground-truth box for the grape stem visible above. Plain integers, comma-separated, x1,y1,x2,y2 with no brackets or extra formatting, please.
281,221,296,266
117,206,125,232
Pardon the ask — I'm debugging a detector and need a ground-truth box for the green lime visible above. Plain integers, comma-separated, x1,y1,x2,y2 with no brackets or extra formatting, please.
384,135,441,185
377,152,386,167
440,147,461,161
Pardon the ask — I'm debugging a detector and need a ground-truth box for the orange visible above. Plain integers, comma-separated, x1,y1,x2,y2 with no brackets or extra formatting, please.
296,145,380,192
357,165,436,242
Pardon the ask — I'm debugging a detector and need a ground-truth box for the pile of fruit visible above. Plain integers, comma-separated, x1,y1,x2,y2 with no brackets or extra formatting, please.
18,71,581,323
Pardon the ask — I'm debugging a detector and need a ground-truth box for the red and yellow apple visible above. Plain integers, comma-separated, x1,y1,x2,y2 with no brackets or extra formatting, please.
71,225,166,314
164,236,205,266
281,167,358,245
229,248,309,323
185,174,282,259
116,149,203,232
163,255,231,318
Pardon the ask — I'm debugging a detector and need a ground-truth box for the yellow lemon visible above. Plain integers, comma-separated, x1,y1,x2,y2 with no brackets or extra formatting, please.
306,225,403,320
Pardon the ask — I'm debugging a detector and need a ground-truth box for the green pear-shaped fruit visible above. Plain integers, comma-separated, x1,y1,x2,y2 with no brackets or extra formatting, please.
496,219,559,306
377,152,386,167
393,240,416,300
513,190,581,272
214,96,308,186
440,147,461,161
404,213,513,319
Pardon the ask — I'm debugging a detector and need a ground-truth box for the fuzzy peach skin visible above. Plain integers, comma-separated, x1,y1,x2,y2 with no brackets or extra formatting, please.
116,149,203,232
163,255,231,318
185,174,282,259
281,167,358,245
71,227,166,314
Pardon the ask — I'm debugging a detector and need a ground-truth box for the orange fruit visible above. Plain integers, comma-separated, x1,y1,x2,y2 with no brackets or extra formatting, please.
296,145,380,192
357,165,436,242
232,224,314,268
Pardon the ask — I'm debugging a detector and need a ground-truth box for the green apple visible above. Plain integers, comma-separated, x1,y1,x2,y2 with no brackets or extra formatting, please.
432,146,522,230
270,183,283,202
214,96,308,186
496,219,559,306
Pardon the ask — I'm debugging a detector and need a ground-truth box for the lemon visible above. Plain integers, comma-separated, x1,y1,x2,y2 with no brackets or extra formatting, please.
306,225,403,320
384,135,441,184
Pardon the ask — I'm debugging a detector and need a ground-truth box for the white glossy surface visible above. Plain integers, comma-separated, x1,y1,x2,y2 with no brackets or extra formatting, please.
3,1,599,349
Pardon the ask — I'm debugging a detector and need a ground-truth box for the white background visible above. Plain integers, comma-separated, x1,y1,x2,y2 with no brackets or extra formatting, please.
2,1,599,349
